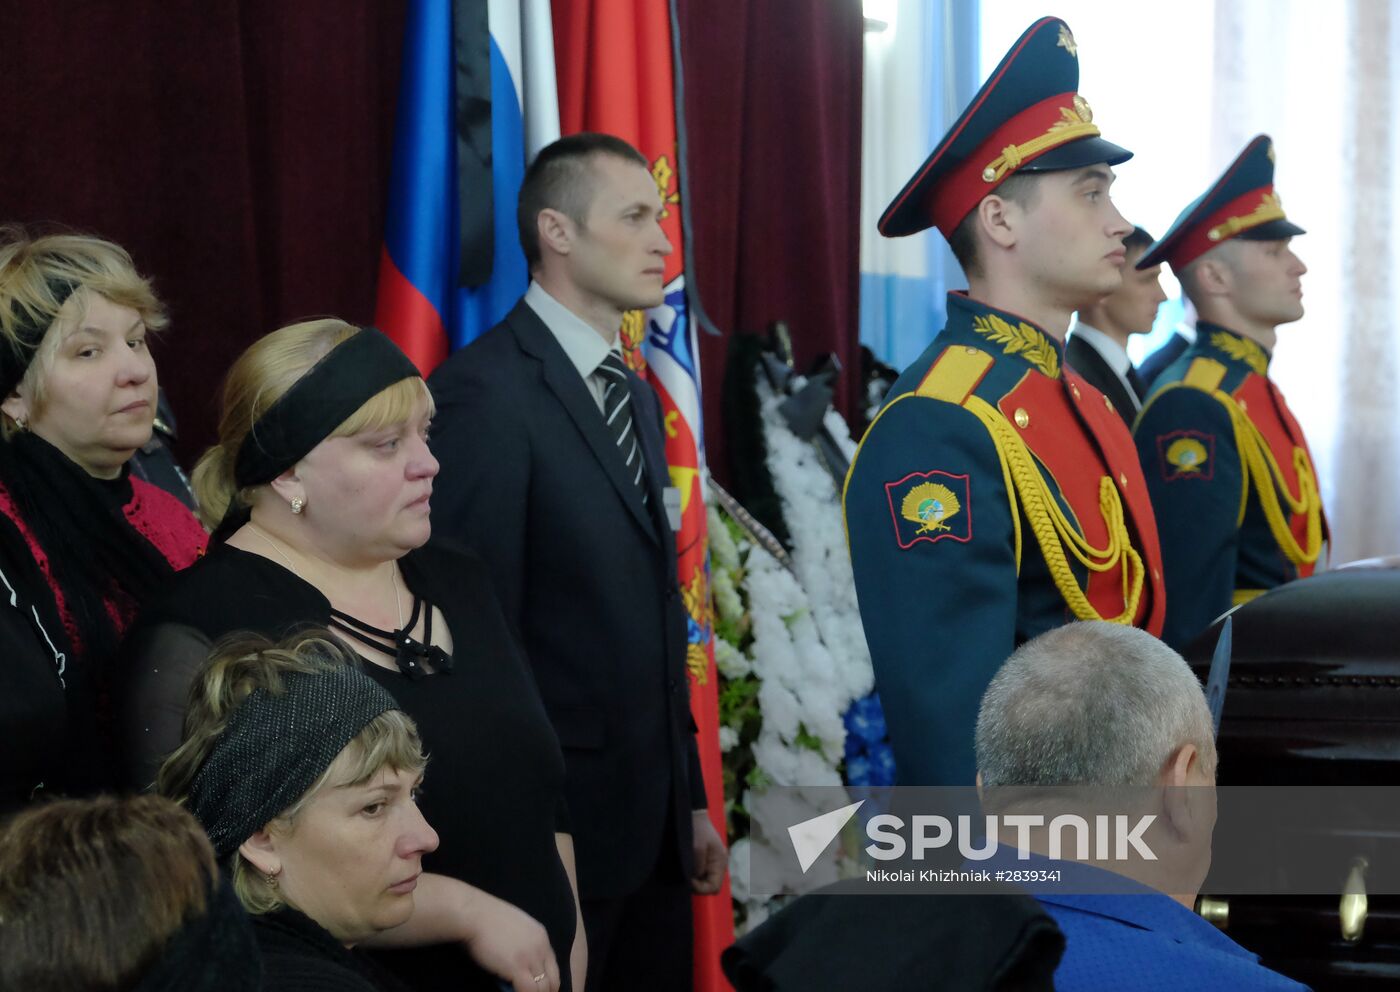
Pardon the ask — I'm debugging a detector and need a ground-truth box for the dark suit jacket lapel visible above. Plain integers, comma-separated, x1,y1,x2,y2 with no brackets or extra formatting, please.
506,301,660,546
1066,334,1137,427
630,375,674,548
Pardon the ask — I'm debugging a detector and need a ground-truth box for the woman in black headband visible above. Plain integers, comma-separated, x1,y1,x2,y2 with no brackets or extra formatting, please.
157,633,435,992
0,225,207,811
121,319,579,992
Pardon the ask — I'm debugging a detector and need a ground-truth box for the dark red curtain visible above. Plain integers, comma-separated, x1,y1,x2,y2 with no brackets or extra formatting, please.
0,0,863,487
677,0,865,486
0,1,406,463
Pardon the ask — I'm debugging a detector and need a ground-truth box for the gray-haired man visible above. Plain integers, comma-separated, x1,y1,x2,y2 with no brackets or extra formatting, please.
974,622,1306,991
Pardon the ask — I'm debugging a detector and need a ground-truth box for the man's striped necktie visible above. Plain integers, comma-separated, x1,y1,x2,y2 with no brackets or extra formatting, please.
596,352,648,503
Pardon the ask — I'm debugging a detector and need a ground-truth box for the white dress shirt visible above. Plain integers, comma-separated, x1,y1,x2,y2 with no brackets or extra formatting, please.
524,280,623,413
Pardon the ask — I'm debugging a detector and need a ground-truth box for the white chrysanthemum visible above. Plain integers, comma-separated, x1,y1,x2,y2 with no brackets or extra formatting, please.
757,374,875,703
712,637,751,679
707,503,742,572
711,568,745,625
718,725,739,752
728,837,751,903
756,678,802,743
705,376,884,926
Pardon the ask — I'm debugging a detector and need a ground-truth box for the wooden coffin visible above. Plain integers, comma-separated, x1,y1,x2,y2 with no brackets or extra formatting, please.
1185,565,1400,988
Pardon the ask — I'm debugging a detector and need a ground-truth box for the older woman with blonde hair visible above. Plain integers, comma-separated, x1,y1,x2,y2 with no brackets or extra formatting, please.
122,319,580,992
0,225,205,807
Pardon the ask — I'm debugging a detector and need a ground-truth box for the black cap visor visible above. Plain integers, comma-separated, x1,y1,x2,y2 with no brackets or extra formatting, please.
1016,136,1134,173
1236,218,1307,240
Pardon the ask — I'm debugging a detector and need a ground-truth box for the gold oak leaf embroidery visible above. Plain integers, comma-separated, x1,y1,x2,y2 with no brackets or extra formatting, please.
1206,193,1286,243
972,313,1060,378
1049,97,1094,131
1209,331,1268,376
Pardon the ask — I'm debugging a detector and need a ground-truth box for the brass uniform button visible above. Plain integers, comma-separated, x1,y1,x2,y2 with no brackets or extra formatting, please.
1119,473,1128,488
1104,395,1114,411
1071,384,1081,400
965,346,979,355
1014,408,1030,429
1153,568,1161,582
1239,399,1248,412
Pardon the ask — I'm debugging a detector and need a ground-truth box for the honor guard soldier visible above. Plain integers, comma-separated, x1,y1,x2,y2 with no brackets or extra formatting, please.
1133,136,1327,649
843,17,1166,787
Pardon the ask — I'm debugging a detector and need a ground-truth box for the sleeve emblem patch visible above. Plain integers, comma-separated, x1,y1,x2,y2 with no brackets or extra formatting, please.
1158,430,1215,482
885,470,973,549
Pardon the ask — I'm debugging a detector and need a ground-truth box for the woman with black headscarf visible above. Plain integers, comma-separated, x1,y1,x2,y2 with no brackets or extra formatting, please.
0,226,206,808
157,633,438,992
122,319,579,992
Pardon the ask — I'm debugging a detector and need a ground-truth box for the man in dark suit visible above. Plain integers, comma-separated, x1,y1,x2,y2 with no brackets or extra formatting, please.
428,132,725,992
1065,226,1166,426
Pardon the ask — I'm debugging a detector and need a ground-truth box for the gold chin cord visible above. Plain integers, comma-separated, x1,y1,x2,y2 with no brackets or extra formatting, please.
965,395,1145,624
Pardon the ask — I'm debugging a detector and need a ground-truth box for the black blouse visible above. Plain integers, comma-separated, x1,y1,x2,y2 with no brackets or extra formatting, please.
253,908,409,992
0,568,67,814
121,541,576,992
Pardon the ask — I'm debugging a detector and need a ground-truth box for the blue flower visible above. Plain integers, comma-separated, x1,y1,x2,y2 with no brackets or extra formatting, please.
845,755,873,786
843,692,888,744
868,743,898,787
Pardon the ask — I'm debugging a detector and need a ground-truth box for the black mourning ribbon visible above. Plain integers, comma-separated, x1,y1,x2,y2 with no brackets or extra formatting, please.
759,350,851,485
329,595,453,681
453,0,494,287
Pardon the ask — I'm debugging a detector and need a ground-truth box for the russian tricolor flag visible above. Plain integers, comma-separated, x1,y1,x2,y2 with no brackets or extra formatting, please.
376,0,559,374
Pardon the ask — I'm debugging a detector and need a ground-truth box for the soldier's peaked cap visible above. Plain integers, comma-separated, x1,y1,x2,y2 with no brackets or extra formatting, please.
878,17,1132,240
1136,135,1306,271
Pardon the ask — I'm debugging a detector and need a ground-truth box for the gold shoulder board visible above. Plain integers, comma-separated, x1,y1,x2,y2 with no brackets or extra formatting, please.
915,347,994,403
1183,357,1227,393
